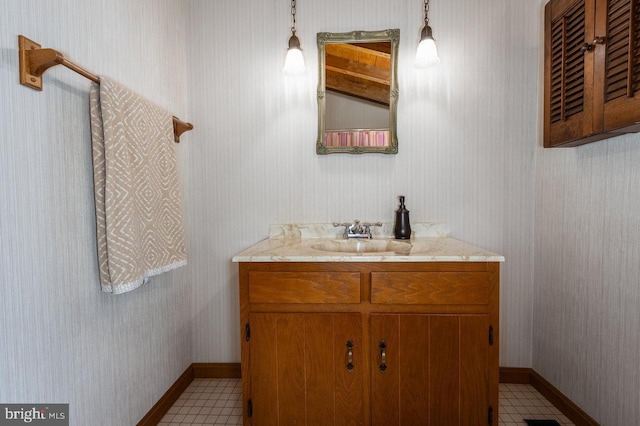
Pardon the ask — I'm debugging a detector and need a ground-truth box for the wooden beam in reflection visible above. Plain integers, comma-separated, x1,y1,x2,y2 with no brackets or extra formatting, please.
325,43,391,106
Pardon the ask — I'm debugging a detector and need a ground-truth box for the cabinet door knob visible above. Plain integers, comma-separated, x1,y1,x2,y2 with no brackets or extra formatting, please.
580,37,606,54
378,340,387,373
580,42,593,53
346,340,354,372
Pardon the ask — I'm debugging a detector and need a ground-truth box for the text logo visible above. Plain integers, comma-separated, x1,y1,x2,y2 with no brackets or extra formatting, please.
0,404,68,425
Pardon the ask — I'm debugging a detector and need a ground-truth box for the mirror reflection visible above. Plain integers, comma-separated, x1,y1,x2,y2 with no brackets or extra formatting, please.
317,29,399,154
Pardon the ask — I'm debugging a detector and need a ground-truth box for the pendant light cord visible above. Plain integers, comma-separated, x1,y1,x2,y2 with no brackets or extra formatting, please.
424,0,430,25
291,0,297,34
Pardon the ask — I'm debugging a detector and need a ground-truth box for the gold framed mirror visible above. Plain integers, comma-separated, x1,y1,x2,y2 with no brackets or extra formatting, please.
316,29,399,155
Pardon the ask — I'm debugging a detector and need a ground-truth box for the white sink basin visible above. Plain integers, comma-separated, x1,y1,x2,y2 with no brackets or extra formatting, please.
310,239,411,255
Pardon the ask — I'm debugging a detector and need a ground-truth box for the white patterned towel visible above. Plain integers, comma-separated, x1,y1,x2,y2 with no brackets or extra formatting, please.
90,77,187,294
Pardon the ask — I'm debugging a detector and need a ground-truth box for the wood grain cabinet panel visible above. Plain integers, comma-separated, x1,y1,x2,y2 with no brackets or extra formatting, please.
249,271,360,304
248,313,364,425
370,271,489,305
370,314,490,425
239,262,500,425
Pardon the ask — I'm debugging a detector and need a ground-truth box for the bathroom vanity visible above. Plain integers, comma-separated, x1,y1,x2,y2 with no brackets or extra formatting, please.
233,224,504,425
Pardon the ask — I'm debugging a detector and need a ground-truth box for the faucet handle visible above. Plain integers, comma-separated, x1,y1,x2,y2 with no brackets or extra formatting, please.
362,222,382,228
362,222,382,238
333,222,352,238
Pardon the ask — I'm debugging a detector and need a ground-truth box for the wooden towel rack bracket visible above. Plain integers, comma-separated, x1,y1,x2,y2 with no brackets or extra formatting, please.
18,35,193,143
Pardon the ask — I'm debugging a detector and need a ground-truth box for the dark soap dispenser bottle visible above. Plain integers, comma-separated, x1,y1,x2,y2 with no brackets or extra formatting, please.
394,195,411,240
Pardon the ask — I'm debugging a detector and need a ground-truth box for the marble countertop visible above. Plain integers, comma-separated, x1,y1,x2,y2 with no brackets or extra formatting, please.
232,223,504,263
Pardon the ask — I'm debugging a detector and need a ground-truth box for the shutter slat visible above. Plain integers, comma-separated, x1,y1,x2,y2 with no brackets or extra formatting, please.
550,0,586,123
606,0,635,101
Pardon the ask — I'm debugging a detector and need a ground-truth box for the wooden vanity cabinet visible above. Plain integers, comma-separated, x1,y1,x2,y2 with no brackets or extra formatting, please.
238,262,500,425
248,312,364,425
370,314,491,425
544,0,640,147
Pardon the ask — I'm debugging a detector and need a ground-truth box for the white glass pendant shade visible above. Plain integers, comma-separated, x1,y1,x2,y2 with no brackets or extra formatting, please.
283,33,306,75
415,25,440,68
283,47,306,75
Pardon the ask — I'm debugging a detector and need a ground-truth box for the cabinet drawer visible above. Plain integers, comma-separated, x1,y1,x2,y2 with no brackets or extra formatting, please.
371,272,489,305
249,271,361,304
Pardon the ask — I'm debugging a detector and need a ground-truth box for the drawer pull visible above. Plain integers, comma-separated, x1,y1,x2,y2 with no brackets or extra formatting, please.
346,340,354,372
379,340,387,373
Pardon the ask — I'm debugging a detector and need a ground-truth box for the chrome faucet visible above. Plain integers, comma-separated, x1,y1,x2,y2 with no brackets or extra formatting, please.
333,220,382,239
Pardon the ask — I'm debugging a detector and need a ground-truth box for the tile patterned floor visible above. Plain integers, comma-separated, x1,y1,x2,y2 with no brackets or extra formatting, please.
158,379,574,425
499,383,574,426
158,379,243,425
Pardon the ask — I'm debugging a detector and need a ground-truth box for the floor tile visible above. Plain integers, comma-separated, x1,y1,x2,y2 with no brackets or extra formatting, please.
162,379,574,425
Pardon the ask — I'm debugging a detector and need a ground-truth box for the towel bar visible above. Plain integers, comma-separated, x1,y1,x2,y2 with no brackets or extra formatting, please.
18,35,193,143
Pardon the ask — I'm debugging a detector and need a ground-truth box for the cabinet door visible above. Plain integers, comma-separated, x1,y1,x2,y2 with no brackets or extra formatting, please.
248,312,364,425
544,0,597,147
596,0,640,131
370,314,491,426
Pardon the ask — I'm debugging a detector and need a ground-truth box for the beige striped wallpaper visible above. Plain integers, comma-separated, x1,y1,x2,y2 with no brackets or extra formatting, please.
532,1,640,423
186,0,539,371
534,125,640,424
8,0,637,424
0,1,192,425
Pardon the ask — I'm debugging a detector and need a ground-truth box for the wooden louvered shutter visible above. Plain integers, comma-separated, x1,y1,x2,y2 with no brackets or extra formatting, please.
545,0,640,147
551,1,586,122
598,0,640,131
545,0,596,147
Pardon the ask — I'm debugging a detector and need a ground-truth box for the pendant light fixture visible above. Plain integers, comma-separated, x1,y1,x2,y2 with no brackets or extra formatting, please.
415,0,440,68
283,0,306,75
